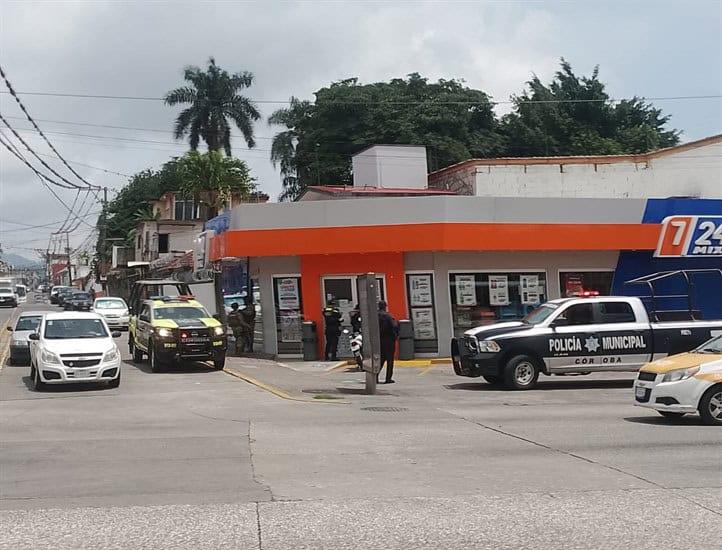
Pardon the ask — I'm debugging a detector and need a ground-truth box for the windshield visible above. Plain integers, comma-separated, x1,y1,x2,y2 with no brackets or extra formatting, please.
44,318,109,339
16,316,42,331
154,306,208,320
522,303,559,325
0,288,13,295
95,299,126,310
72,293,91,300
696,335,722,354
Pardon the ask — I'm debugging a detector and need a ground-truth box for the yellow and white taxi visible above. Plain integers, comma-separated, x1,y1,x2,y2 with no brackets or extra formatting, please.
634,335,722,425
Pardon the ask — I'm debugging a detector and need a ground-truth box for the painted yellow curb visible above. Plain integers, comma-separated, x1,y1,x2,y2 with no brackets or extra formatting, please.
342,357,451,368
222,367,347,404
0,316,16,371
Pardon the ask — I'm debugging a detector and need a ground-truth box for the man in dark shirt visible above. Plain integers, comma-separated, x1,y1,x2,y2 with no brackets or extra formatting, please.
377,301,399,384
322,300,342,361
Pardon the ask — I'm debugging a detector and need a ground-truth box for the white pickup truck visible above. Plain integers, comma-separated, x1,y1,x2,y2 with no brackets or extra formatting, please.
452,296,722,390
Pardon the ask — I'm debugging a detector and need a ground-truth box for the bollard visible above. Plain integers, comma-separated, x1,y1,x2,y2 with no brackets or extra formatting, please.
301,321,318,361
398,319,414,360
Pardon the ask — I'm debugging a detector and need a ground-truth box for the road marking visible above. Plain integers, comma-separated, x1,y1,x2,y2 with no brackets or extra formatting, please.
419,365,437,376
222,367,347,404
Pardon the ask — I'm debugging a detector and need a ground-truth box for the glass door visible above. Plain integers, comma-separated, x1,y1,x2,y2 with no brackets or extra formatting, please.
322,277,356,357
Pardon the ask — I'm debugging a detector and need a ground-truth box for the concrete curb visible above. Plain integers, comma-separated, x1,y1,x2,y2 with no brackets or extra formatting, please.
0,314,17,372
222,366,348,405
340,358,451,368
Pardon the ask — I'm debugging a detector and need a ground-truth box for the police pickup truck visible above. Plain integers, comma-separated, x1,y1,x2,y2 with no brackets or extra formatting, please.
452,296,722,390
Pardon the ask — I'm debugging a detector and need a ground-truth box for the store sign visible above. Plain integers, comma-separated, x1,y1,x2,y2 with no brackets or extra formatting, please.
409,274,433,307
411,308,436,340
488,275,509,306
655,216,722,257
455,275,477,306
277,278,300,309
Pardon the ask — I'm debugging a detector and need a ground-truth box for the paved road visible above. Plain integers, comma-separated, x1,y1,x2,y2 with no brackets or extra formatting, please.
1,300,720,549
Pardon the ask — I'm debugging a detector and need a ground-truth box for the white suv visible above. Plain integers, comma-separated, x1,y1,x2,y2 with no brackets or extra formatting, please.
29,312,122,390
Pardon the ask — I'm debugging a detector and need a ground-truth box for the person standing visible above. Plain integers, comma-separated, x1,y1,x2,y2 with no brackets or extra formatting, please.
322,300,342,361
227,303,243,355
240,295,256,353
377,300,399,384
350,303,362,333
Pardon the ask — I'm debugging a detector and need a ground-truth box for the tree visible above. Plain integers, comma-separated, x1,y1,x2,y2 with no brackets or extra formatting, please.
165,57,261,154
268,73,504,200
501,59,680,156
176,150,255,210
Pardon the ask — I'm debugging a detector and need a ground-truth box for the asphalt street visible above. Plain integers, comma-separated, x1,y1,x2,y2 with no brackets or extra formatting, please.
0,297,720,549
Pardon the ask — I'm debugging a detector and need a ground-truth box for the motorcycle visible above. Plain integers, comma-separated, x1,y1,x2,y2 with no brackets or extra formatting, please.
343,329,364,371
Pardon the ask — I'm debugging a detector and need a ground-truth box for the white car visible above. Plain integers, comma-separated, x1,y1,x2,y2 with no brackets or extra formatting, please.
7,311,50,365
634,335,722,426
15,284,28,304
29,312,122,390
93,297,130,330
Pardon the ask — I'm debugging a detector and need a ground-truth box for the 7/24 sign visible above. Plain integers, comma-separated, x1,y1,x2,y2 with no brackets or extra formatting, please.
655,216,722,257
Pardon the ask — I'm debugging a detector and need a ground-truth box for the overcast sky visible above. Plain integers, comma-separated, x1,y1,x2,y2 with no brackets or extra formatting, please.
1,0,720,259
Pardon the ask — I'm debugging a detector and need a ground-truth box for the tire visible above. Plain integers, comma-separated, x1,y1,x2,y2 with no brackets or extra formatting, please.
503,355,540,390
698,386,722,426
130,338,143,363
483,375,501,385
657,411,685,419
149,344,163,373
213,352,226,370
108,369,121,388
33,365,47,391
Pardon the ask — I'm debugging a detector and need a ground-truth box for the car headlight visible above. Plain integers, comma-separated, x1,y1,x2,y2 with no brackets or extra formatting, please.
41,349,61,365
213,326,225,336
477,340,501,353
104,349,120,363
662,366,700,383
156,327,173,338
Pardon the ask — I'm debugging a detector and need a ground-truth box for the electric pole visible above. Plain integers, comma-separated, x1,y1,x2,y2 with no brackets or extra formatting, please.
65,231,73,286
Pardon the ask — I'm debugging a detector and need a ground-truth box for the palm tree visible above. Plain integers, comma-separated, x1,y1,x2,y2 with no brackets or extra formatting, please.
165,57,261,155
268,97,313,201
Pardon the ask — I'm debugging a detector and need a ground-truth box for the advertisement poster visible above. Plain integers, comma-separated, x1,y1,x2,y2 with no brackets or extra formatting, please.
488,275,509,306
411,308,436,340
564,274,584,297
409,274,433,307
455,275,477,306
520,275,541,305
280,310,301,343
277,278,300,309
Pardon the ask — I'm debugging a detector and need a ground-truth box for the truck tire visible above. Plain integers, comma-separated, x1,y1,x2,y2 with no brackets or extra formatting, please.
213,352,226,370
698,386,722,426
503,355,540,390
483,375,501,385
149,344,164,373
130,339,143,363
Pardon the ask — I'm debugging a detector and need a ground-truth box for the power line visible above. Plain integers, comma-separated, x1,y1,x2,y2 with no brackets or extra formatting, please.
0,209,102,231
1,89,720,105
34,151,131,177
0,65,100,189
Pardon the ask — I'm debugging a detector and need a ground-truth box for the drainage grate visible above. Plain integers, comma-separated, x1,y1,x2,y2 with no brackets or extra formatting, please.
361,406,409,412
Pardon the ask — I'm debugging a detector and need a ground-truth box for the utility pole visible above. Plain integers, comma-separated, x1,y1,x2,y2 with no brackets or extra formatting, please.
98,186,108,291
65,231,73,287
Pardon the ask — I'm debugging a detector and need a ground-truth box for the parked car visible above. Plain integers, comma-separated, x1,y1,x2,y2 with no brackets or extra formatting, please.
56,288,76,307
0,287,18,308
7,312,48,365
634,335,722,425
93,297,130,330
50,286,70,304
15,284,28,304
29,312,121,390
65,291,93,311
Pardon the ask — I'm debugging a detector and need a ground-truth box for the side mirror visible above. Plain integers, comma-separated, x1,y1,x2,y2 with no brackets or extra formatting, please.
213,314,221,321
111,331,121,338
29,333,40,341
5,326,12,332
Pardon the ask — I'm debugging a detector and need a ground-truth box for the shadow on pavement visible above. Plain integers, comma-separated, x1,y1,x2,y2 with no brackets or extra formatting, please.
445,379,634,392
623,415,704,426
21,375,113,393
123,360,218,375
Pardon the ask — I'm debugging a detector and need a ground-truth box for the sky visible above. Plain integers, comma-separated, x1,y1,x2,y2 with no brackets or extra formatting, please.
1,0,720,260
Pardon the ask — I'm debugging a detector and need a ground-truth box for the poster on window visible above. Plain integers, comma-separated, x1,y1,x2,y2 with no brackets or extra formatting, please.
411,308,436,340
277,278,300,309
409,274,433,307
488,275,509,306
279,310,301,343
564,274,584,297
455,275,477,306
520,275,541,305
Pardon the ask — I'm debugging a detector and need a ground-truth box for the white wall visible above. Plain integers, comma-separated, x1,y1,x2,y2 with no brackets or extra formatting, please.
352,145,427,189
472,142,722,199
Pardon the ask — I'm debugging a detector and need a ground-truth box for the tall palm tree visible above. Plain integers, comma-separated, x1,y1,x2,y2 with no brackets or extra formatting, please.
165,57,261,155
268,97,313,201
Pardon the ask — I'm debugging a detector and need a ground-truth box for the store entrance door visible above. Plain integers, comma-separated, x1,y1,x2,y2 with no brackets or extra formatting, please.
322,276,386,358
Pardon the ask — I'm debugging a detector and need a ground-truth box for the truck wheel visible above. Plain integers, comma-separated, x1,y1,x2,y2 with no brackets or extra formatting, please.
213,352,226,370
698,386,722,426
130,339,143,363
503,355,539,390
657,411,685,419
149,345,163,373
483,375,501,385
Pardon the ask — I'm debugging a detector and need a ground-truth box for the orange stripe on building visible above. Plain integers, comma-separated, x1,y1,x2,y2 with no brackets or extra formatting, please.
210,223,661,260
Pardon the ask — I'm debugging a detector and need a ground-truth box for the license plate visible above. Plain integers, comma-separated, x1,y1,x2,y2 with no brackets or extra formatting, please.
185,337,209,343
75,369,89,377
635,386,647,398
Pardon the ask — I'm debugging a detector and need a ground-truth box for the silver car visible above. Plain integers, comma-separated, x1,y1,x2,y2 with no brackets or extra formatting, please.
92,297,130,330
7,312,50,365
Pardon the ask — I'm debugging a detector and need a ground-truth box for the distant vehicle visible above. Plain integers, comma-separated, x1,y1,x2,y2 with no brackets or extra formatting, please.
635,335,722,425
452,296,722,390
65,291,93,311
15,284,27,304
50,286,70,304
37,284,48,293
0,287,18,308
29,312,121,390
129,296,227,372
7,312,48,365
93,297,130,330
56,288,76,307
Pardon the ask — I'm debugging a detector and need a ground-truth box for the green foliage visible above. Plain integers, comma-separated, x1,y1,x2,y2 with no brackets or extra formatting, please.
269,61,680,200
165,57,261,154
176,150,255,208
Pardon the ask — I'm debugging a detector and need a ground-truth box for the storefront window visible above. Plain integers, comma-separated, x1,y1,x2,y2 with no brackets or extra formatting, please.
406,273,438,353
559,271,613,297
449,272,547,337
273,276,303,355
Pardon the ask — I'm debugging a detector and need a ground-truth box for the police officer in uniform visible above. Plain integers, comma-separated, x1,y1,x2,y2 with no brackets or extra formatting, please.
323,299,342,361
377,301,399,384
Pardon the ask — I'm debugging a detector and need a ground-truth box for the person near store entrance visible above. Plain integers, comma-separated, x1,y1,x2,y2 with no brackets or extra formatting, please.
377,300,400,384
350,303,362,333
227,303,244,355
323,299,343,361
240,296,256,353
